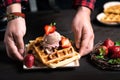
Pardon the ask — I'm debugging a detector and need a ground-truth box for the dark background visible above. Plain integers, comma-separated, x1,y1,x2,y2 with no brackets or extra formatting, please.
1,0,120,80
31,0,120,11
1,0,120,40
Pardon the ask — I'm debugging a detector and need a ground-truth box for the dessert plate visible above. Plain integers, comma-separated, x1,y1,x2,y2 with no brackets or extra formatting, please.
23,60,80,70
97,1,120,25
96,12,120,25
23,23,80,70
23,43,80,70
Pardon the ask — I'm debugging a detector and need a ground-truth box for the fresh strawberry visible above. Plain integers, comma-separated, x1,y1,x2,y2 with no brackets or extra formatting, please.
109,46,120,54
98,46,108,56
103,38,114,48
24,54,34,68
109,46,120,58
111,51,120,58
61,37,71,48
44,24,56,35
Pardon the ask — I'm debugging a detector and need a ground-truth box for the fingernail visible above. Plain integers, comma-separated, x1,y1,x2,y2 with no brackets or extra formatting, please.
19,49,24,54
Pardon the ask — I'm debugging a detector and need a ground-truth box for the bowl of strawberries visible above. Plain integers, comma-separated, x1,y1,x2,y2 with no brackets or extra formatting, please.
90,38,120,70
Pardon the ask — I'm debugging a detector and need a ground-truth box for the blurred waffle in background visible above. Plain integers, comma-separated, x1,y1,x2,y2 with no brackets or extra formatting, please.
101,2,120,23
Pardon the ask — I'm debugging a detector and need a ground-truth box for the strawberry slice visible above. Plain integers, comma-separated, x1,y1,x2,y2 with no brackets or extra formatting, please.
61,37,72,48
44,23,56,35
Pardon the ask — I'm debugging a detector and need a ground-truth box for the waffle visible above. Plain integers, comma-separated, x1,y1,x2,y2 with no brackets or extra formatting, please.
104,5,120,14
101,13,120,23
100,5,120,23
26,36,80,68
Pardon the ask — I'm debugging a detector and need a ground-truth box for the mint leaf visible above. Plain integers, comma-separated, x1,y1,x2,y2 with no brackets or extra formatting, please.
108,58,120,64
115,41,120,46
96,55,104,59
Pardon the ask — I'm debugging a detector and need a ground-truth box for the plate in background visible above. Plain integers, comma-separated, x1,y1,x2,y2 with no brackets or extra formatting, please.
97,1,120,25
96,12,120,25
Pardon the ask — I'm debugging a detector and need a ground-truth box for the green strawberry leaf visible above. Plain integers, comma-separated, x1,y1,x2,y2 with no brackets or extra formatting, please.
96,55,104,59
108,58,120,64
115,41,120,46
99,47,105,56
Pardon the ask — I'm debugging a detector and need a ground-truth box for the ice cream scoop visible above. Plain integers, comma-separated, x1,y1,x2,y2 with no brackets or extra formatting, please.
43,31,61,48
42,31,61,54
44,31,61,44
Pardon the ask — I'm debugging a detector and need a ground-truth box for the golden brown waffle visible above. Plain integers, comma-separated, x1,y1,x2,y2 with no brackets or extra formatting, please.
101,13,120,23
104,5,120,14
26,36,80,68
100,5,120,23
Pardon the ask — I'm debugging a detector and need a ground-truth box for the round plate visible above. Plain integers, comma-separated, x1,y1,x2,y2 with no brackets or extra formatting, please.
90,53,120,70
96,12,120,25
96,1,120,25
104,1,120,9
90,42,120,70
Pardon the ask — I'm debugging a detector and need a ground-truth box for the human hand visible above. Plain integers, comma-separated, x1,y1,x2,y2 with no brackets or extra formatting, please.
4,17,26,61
72,6,94,57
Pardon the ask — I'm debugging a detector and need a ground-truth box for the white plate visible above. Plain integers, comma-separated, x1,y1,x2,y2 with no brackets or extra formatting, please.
96,1,120,25
23,60,80,70
103,1,120,9
96,12,120,25
23,46,80,70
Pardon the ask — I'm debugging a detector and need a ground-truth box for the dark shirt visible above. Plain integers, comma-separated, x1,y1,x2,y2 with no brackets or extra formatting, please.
0,0,95,10
75,0,96,10
0,0,27,9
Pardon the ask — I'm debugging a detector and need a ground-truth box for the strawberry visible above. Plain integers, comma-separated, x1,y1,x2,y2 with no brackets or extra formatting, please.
109,46,120,58
61,37,71,48
44,23,56,35
103,38,114,49
24,54,34,68
111,51,120,58
109,46,120,54
98,46,108,56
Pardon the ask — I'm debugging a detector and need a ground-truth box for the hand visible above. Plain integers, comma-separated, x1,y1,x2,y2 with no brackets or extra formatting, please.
4,17,26,61
72,6,94,57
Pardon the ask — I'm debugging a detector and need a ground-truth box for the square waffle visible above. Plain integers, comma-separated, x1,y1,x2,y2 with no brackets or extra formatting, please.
104,5,120,14
101,13,120,23
26,36,80,68
100,5,120,23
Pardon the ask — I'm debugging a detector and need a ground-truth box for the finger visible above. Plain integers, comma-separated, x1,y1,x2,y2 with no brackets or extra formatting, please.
73,26,82,49
6,46,22,60
79,35,94,57
79,34,89,57
79,40,88,56
5,36,24,61
75,34,81,49
88,37,94,52
14,33,25,55
84,28,94,54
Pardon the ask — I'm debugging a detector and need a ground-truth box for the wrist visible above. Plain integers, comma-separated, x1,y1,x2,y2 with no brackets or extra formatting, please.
77,6,91,16
7,12,25,22
7,3,22,13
